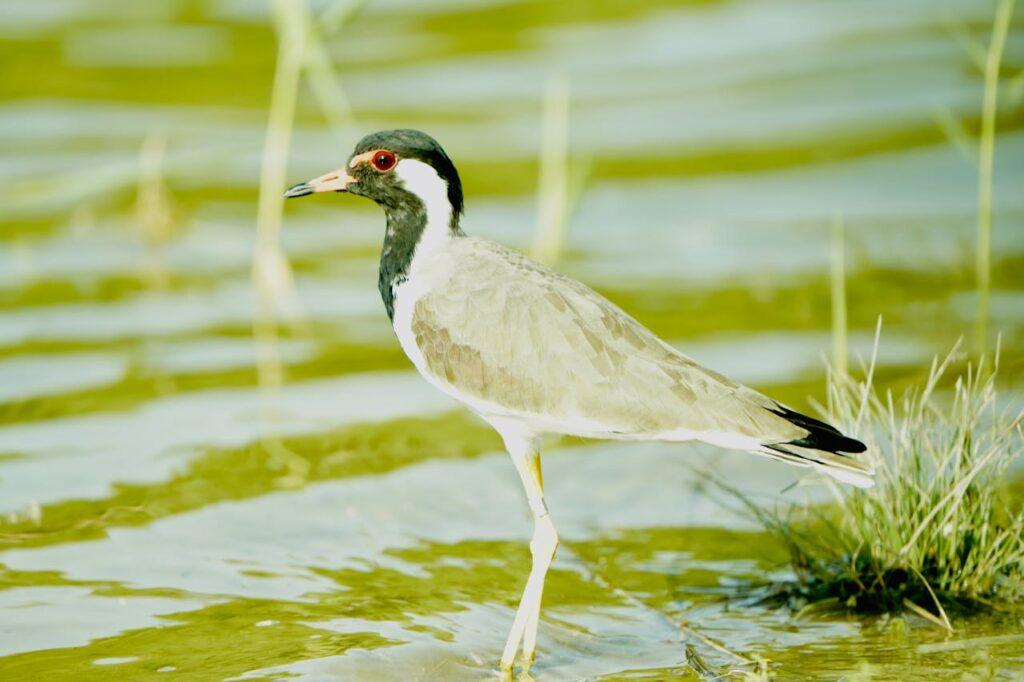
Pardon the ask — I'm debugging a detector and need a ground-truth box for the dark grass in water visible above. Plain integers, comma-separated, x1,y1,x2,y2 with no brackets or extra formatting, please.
725,342,1024,627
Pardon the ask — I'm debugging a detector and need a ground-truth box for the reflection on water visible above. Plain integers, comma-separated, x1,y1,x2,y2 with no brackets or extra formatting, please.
1,0,1022,678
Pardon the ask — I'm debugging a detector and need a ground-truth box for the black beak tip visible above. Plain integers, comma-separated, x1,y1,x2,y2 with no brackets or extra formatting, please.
283,182,313,199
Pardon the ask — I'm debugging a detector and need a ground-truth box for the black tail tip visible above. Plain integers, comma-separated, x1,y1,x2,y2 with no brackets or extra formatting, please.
768,405,867,454
790,432,867,454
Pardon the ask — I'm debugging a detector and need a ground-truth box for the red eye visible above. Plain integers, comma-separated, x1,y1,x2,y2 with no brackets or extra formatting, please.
371,150,396,172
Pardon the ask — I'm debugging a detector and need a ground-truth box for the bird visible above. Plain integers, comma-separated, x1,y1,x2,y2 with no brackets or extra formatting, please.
283,129,871,674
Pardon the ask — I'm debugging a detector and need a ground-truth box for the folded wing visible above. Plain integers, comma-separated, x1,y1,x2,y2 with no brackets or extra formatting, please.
412,239,793,439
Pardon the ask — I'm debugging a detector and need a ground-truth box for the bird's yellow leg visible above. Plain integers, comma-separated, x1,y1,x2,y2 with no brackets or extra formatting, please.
522,454,548,665
500,449,558,674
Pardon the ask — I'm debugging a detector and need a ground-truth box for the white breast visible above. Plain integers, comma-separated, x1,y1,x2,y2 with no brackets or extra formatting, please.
391,246,452,383
390,240,545,440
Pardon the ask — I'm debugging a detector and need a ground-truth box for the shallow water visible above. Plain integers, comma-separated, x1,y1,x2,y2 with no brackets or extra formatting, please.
1,0,1023,679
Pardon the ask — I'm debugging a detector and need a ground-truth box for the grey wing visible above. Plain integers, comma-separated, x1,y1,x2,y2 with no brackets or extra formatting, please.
411,238,806,442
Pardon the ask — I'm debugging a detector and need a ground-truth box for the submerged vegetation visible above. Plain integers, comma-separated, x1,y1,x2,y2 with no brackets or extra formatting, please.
736,342,1024,626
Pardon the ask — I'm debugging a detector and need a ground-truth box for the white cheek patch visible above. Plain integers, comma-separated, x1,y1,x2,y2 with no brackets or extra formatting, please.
395,158,453,255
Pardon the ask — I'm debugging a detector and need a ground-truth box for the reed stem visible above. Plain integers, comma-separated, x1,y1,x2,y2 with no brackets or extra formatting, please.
253,0,308,396
974,0,1015,354
830,215,848,379
530,74,571,265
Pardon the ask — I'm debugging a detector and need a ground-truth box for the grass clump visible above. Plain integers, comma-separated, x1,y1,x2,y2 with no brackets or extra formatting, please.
743,342,1024,626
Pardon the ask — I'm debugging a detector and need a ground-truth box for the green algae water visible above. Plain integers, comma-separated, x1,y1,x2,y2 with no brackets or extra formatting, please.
1,0,1023,679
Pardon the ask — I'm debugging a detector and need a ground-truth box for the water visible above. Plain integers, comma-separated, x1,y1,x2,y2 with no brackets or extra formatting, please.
1,0,1023,678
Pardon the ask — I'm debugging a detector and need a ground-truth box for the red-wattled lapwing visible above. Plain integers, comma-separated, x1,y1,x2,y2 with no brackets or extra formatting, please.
284,129,871,673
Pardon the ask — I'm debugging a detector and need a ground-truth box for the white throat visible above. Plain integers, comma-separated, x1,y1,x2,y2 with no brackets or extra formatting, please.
395,158,454,260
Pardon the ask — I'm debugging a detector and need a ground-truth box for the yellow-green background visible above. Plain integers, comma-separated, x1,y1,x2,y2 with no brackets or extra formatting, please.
1,0,1022,679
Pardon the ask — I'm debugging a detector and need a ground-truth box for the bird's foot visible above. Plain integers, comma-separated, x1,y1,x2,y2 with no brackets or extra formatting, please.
496,660,535,681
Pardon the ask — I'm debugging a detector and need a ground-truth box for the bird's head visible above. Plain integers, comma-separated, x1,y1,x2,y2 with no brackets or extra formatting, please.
284,129,463,230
